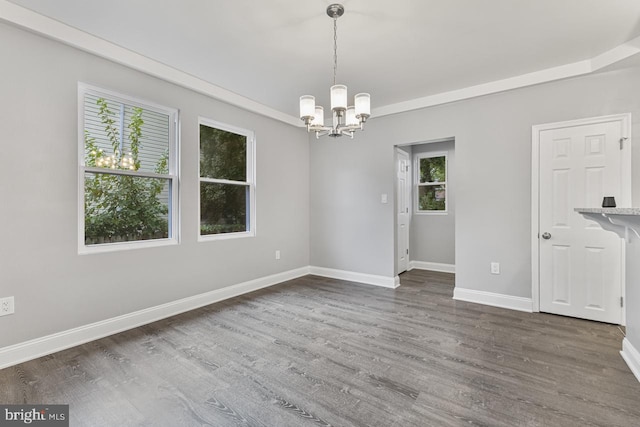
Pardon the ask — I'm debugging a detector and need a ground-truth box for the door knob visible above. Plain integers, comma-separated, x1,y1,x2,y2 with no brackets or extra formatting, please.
542,232,551,240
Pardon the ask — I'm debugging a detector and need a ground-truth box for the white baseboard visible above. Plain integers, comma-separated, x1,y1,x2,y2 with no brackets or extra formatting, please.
409,261,455,273
621,337,640,383
453,287,533,312
309,266,400,289
0,267,309,370
0,265,402,369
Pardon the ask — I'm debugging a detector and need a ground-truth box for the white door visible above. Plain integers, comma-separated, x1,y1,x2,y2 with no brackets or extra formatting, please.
538,116,630,324
397,148,410,273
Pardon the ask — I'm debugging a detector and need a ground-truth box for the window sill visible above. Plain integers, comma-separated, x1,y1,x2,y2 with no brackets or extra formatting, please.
414,211,449,216
198,231,255,242
79,238,178,255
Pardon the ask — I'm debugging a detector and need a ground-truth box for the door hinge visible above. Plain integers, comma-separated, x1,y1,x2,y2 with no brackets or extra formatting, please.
621,296,624,308
406,208,409,213
620,137,628,150
405,165,409,172
406,249,409,255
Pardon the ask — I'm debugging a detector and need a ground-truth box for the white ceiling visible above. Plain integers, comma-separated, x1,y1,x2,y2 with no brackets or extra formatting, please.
6,0,640,120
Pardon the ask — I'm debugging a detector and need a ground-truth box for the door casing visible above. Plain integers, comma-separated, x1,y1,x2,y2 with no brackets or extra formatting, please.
531,113,631,323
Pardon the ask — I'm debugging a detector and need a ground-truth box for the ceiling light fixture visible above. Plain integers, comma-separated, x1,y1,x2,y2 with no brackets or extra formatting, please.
299,4,370,139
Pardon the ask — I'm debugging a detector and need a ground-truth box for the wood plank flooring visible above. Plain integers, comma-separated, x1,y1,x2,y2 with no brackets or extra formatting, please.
1,270,639,426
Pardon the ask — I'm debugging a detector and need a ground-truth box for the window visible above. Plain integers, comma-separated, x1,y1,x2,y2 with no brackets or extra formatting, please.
199,118,255,239
79,84,179,252
416,152,447,213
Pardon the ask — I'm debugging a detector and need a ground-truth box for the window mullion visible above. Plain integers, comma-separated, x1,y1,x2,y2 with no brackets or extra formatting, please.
199,177,249,186
84,166,173,180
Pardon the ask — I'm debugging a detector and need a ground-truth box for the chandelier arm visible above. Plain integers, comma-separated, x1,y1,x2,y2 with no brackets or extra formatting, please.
315,129,332,139
338,129,355,139
309,125,332,132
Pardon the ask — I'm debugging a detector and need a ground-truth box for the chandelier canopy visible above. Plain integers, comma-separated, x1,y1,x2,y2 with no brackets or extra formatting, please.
299,4,370,139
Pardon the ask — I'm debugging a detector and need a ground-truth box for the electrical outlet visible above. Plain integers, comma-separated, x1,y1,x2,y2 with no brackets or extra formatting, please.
490,262,500,275
0,296,14,316
275,250,281,260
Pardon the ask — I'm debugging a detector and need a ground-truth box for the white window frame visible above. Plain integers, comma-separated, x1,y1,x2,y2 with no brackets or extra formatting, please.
415,151,448,215
77,83,180,254
198,117,256,241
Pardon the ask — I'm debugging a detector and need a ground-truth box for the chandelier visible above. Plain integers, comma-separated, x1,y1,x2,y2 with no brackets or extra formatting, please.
299,4,370,138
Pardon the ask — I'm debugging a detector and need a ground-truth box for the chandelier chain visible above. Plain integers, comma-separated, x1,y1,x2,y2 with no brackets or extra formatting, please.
333,16,338,86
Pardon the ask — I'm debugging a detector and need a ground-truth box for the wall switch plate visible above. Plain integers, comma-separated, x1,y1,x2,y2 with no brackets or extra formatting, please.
490,262,500,275
381,194,388,204
275,250,281,260
0,296,14,316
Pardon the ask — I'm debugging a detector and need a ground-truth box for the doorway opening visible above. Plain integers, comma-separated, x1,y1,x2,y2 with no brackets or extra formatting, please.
395,138,456,279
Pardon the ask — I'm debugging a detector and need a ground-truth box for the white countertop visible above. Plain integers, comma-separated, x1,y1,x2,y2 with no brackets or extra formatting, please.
575,208,640,215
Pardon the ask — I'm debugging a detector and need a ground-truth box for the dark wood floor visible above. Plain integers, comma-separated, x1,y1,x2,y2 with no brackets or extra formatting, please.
1,270,639,426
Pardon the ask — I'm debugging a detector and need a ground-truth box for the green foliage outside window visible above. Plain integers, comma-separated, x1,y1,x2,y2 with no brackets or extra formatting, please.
418,185,446,211
84,98,169,245
419,156,445,183
418,155,446,211
199,125,249,235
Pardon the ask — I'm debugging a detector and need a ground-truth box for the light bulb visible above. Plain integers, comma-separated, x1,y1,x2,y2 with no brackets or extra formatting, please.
311,106,325,127
355,93,371,118
299,95,315,119
346,106,358,127
330,85,347,111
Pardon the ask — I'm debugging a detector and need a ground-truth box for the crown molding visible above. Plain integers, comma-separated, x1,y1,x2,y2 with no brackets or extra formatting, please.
0,0,303,127
2,0,639,125
373,34,640,118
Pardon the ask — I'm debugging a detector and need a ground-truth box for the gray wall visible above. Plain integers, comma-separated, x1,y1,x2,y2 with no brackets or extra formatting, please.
309,57,640,350
0,23,310,348
409,140,455,265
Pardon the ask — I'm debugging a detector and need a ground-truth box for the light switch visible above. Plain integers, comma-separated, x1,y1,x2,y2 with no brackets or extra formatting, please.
381,194,388,204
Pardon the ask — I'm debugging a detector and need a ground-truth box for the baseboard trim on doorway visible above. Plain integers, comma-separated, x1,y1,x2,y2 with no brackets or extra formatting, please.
453,287,533,312
309,266,400,289
409,261,455,273
621,338,640,383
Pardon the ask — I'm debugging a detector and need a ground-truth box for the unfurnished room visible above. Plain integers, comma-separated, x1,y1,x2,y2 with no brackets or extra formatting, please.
1,1,640,426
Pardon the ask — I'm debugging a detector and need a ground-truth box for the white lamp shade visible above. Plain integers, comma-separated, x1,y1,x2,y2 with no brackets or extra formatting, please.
330,85,348,111
311,106,324,127
354,93,371,117
299,95,315,118
346,106,358,126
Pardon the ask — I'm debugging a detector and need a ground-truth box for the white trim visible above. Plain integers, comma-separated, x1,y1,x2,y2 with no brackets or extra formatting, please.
415,151,448,214
2,1,640,123
79,237,179,255
373,36,640,118
0,265,405,369
453,287,533,313
396,147,411,275
531,119,541,312
309,266,400,289
0,1,300,127
78,82,180,254
0,267,310,370
531,114,632,314
409,261,455,274
197,117,256,242
621,338,640,383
